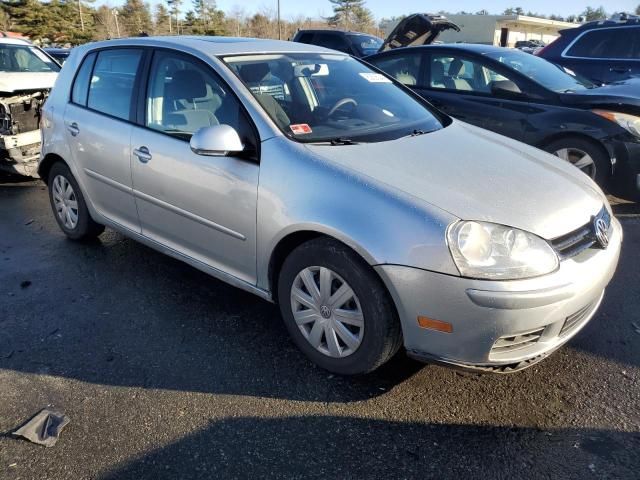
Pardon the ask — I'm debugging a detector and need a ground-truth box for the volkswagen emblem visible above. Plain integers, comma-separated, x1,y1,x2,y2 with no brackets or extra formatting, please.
594,217,609,249
320,305,332,319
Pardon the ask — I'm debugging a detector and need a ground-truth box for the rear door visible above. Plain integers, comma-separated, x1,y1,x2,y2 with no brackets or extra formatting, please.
129,49,260,283
562,26,640,84
63,48,143,233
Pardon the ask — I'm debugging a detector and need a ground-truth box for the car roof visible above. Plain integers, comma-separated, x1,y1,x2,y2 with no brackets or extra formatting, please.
369,43,513,57
0,37,31,46
296,29,370,35
82,36,340,56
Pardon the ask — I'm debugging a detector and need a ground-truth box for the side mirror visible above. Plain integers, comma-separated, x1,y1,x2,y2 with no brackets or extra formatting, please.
490,80,523,98
190,124,244,157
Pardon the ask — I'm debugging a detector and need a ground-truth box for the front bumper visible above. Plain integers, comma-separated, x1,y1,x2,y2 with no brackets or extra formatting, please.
608,136,640,200
0,129,41,177
375,217,622,372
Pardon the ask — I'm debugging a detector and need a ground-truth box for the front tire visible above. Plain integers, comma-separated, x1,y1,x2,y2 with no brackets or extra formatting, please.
543,137,610,190
48,162,104,240
277,237,402,375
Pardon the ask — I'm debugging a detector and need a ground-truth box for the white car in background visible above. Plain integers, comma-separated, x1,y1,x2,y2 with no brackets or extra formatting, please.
0,37,59,177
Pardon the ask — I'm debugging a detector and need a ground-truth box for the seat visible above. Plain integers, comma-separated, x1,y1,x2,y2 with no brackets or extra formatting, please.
163,69,218,133
447,59,473,91
393,59,417,85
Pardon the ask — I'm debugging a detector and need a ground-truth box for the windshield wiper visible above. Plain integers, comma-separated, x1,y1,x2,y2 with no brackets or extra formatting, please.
329,137,360,145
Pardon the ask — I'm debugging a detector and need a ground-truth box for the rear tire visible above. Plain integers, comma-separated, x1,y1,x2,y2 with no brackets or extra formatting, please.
48,162,104,240
277,237,402,375
543,137,610,190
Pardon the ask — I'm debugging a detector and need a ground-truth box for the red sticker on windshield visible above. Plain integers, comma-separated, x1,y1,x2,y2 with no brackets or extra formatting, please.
290,124,312,135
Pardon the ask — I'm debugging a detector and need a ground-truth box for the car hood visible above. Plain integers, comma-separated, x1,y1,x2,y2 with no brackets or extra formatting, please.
304,121,605,240
559,78,640,115
0,72,57,94
378,13,460,53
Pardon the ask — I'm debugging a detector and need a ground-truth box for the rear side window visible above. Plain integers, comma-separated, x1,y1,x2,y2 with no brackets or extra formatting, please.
87,49,142,121
369,52,424,86
567,27,638,59
71,52,96,106
313,33,350,53
296,33,314,44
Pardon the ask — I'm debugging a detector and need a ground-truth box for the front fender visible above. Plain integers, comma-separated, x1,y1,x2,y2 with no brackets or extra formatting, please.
256,136,459,290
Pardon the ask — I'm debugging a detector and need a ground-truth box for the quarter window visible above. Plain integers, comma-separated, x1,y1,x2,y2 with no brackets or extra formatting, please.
87,49,142,121
71,52,96,106
566,27,638,59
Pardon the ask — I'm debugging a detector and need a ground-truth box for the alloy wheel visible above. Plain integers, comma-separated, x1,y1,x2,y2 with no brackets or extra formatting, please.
290,266,364,358
553,148,596,179
52,175,79,230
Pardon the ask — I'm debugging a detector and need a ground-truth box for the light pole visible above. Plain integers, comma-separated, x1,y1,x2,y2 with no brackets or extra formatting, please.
277,0,281,40
112,9,120,38
78,0,85,32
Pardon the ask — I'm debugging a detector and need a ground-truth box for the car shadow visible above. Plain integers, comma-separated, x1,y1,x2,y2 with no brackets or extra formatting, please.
1,183,639,405
99,416,639,479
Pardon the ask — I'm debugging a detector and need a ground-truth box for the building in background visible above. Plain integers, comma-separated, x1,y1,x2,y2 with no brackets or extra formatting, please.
435,15,578,47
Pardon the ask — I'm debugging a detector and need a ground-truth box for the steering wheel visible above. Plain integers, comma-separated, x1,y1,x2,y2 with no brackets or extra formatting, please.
328,97,358,117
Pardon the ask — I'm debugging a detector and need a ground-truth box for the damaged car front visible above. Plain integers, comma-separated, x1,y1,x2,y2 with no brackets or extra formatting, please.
0,38,59,177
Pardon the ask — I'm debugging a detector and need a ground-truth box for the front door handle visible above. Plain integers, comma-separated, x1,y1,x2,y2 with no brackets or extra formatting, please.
609,67,631,73
133,146,152,163
67,122,79,137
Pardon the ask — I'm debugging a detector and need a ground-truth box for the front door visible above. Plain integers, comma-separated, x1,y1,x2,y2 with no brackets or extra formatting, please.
63,48,143,233
419,53,529,141
130,49,260,284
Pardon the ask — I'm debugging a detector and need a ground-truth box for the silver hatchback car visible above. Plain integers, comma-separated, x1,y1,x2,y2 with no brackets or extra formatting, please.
40,37,622,374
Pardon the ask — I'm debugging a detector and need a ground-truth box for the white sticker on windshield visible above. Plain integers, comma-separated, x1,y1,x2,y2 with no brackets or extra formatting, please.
359,72,391,83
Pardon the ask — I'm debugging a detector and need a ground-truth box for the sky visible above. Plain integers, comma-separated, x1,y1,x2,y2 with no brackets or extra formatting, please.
135,0,638,20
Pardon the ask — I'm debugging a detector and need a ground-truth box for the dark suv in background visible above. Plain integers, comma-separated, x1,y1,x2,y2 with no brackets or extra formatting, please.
292,30,383,57
537,14,640,84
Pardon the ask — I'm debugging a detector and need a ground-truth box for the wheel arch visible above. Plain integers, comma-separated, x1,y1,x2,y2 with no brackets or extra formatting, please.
537,132,612,164
266,228,381,305
38,153,68,182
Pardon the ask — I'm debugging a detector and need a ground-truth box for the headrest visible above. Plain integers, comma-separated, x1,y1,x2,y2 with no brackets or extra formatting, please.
240,63,270,84
448,59,465,77
167,69,208,101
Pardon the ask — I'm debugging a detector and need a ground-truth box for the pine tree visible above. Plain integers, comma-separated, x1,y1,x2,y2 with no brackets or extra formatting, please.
119,0,152,36
153,3,171,35
327,0,373,31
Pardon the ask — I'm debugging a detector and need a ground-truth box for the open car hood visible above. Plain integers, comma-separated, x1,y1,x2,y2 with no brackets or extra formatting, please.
378,14,460,53
0,72,57,95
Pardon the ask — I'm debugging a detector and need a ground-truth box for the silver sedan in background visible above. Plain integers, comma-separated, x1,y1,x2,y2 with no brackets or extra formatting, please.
39,37,621,375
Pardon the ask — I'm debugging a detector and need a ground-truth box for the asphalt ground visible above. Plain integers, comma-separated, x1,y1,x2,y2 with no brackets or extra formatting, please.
0,177,639,479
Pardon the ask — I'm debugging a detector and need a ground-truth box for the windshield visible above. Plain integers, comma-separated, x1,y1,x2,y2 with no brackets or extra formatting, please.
223,53,444,143
348,34,383,56
484,50,593,92
0,45,60,73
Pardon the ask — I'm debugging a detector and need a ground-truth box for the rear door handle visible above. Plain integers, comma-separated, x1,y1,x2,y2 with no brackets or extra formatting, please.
67,122,79,137
133,146,152,163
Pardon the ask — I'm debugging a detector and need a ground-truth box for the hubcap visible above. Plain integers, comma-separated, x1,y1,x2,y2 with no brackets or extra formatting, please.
554,148,596,179
290,266,364,358
52,175,79,230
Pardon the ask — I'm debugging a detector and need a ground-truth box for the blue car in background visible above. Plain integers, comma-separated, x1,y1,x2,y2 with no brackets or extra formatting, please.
536,14,640,85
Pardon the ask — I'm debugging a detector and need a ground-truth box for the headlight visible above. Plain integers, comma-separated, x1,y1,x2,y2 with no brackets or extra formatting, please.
447,221,559,280
593,110,640,138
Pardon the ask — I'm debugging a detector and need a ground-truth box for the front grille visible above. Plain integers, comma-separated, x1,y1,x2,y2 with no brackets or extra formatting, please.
550,206,611,260
491,327,546,356
560,301,596,337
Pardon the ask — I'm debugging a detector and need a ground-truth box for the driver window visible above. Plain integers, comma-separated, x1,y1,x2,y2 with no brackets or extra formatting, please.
430,54,520,94
146,51,247,140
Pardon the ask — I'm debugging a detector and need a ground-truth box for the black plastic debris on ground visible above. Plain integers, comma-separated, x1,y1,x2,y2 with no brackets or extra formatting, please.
12,408,70,447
